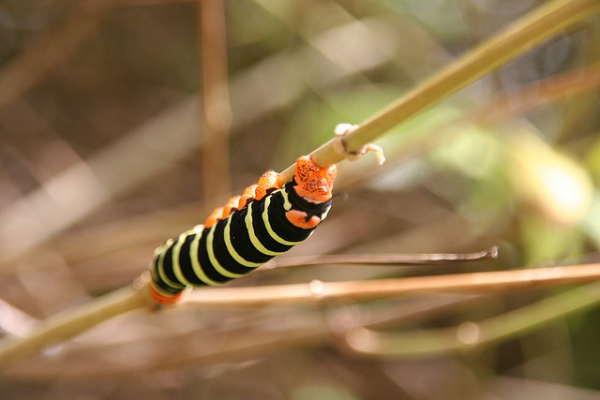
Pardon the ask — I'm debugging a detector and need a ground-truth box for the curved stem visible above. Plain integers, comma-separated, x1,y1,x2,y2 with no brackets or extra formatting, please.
0,286,151,369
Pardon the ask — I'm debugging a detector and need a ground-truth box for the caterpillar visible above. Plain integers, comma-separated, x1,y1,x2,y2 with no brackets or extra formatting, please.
148,155,337,304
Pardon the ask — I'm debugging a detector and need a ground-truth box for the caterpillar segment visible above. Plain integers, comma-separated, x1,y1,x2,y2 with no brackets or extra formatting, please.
148,156,337,304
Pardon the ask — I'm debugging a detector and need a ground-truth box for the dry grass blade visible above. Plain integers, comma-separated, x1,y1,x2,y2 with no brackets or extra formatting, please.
184,263,600,308
262,246,498,269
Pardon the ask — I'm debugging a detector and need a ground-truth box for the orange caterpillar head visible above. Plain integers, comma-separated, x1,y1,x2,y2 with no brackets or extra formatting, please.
293,155,337,203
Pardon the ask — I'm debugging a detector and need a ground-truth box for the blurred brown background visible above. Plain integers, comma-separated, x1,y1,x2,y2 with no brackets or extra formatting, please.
1,0,600,399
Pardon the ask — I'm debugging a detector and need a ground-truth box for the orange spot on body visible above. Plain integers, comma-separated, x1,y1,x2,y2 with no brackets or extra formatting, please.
255,170,281,200
238,184,258,210
205,206,224,228
222,195,241,218
204,171,281,228
286,209,321,229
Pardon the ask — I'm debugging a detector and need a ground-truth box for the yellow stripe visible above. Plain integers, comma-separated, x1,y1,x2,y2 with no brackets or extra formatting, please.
156,238,182,289
245,202,285,256
169,227,205,286
170,232,189,286
189,225,224,286
206,219,246,279
152,240,170,258
321,207,331,220
280,188,293,211
224,214,263,268
263,194,305,246
281,186,331,220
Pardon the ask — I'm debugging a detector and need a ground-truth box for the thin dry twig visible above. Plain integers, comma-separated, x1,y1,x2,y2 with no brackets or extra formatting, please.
184,263,600,308
262,246,498,269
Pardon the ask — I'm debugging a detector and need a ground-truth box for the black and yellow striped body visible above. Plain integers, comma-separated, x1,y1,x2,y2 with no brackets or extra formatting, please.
150,181,333,298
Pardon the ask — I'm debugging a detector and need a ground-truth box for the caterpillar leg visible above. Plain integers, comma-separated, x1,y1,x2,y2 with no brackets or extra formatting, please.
333,123,386,165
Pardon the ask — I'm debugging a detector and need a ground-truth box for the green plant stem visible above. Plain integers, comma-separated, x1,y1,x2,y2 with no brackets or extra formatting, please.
345,281,600,358
0,286,150,369
279,0,600,182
